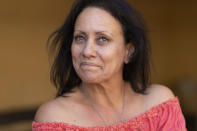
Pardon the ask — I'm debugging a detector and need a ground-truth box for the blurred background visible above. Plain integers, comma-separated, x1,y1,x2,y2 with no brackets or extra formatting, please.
0,0,196,130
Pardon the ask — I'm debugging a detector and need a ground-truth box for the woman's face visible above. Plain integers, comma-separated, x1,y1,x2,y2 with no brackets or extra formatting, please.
72,7,131,84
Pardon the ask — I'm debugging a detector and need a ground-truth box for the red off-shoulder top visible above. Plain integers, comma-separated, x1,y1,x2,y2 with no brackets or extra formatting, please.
32,97,187,131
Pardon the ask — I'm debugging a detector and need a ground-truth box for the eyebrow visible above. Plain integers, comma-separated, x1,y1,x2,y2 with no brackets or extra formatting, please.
95,31,114,37
74,30,87,35
74,30,113,37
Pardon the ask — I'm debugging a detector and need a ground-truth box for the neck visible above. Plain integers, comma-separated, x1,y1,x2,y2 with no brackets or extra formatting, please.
80,79,126,109
80,79,128,125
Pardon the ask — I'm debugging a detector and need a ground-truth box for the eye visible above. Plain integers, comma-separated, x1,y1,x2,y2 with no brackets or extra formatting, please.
97,36,109,43
73,35,86,43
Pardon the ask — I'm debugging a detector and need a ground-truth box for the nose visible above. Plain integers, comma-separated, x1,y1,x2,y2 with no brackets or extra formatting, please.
82,39,96,58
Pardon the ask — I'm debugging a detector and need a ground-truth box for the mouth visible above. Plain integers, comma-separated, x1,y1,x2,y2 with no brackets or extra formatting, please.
80,62,100,67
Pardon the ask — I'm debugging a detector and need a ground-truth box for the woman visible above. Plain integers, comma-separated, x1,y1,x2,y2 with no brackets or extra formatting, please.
32,0,187,130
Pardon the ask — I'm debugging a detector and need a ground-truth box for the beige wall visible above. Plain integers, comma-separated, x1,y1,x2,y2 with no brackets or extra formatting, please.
0,0,197,114
0,0,73,111
131,1,197,83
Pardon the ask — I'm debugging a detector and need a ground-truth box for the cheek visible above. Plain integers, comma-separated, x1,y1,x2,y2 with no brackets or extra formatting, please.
71,44,82,70
99,45,125,71
71,44,80,61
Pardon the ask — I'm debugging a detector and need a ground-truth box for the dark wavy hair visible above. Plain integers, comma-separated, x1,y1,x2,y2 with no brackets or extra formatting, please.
48,0,151,96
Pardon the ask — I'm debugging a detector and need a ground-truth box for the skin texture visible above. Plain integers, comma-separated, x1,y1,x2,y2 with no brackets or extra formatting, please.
34,7,175,127
72,7,131,84
71,7,134,118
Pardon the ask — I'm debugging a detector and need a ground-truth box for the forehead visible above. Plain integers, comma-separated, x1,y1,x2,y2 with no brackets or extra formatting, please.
74,7,123,35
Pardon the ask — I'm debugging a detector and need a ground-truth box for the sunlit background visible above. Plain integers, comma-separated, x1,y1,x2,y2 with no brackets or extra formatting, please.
0,0,196,130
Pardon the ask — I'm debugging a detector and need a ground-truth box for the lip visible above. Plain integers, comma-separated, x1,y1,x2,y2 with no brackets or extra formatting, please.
80,62,100,67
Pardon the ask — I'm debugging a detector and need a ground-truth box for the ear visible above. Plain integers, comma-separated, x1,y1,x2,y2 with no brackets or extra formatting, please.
124,43,135,64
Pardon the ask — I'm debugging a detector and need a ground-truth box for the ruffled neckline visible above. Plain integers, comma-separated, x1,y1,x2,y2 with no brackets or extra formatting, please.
32,97,179,129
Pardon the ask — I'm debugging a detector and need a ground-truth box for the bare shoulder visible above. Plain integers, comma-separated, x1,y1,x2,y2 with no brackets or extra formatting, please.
146,84,175,100
34,90,84,122
143,84,175,109
34,97,69,122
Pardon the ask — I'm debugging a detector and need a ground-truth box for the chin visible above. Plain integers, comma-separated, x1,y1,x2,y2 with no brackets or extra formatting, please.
80,76,102,84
